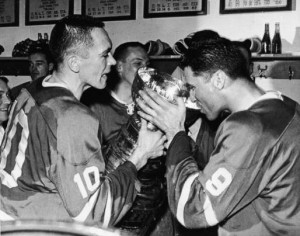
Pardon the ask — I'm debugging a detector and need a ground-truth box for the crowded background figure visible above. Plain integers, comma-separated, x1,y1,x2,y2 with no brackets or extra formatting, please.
0,15,166,229
0,76,11,143
28,46,54,81
137,37,300,235
10,46,54,101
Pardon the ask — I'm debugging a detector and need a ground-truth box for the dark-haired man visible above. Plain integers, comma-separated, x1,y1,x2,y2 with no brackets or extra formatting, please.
137,38,300,235
28,47,54,81
10,46,54,101
0,15,165,228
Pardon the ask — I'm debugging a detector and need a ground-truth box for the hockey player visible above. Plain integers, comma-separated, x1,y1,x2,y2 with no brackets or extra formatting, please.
0,15,166,228
137,38,300,235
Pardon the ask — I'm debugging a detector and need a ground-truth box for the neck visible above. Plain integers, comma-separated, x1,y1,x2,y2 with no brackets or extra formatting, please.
48,71,86,100
113,81,133,104
226,79,265,112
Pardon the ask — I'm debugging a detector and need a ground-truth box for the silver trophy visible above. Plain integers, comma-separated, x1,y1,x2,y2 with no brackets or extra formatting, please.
104,67,200,173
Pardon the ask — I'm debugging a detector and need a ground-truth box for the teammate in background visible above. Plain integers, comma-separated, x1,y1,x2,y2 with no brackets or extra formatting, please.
0,15,166,228
10,46,54,101
137,38,300,235
0,76,11,143
28,46,54,81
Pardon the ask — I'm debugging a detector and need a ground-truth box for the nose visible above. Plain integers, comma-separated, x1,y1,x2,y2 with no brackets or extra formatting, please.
30,63,37,72
108,53,116,66
2,92,11,105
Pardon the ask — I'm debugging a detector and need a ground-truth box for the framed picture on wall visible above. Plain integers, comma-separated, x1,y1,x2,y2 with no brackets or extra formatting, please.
82,0,136,21
0,0,19,27
144,0,207,18
220,0,292,14
25,0,74,25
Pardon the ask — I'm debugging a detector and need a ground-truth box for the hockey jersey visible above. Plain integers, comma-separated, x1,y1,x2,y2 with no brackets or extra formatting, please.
166,95,300,235
0,77,138,228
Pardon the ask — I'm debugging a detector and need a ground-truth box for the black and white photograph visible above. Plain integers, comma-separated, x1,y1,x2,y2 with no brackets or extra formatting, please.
0,1,300,236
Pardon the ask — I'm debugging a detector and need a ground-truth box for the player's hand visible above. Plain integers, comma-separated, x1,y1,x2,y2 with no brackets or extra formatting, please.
136,87,186,146
129,118,167,170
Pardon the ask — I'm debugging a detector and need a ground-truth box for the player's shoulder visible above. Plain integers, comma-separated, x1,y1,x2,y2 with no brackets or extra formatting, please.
219,110,263,140
56,96,99,128
23,80,100,129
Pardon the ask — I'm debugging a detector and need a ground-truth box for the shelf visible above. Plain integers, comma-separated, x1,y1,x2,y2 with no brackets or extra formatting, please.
150,53,300,61
0,57,29,76
1,53,300,77
252,53,300,61
150,53,300,80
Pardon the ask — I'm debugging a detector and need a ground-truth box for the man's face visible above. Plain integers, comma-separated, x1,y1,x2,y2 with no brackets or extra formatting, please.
184,66,221,121
78,28,116,89
29,52,53,81
118,46,149,85
0,80,11,124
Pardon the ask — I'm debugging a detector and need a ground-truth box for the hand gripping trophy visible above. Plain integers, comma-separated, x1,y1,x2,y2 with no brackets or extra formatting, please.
104,67,200,173
104,67,200,233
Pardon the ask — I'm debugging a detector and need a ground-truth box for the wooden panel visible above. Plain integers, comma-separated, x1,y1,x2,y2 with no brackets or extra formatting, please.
149,55,300,80
252,60,300,80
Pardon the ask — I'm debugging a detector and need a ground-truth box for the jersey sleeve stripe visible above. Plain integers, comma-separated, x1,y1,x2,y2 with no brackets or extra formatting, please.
0,126,4,144
73,188,100,223
0,170,17,188
203,194,219,226
0,110,29,188
0,122,15,170
176,172,199,226
0,210,15,221
11,110,29,182
0,106,19,169
103,181,112,227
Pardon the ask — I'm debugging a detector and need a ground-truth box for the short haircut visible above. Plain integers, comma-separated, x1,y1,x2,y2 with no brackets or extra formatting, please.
29,45,54,64
113,42,146,61
105,42,146,90
49,14,105,69
181,38,250,80
0,76,9,84
189,30,220,49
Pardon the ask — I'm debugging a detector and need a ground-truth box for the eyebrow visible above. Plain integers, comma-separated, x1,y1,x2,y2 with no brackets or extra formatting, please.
100,48,111,55
29,59,47,63
130,57,149,62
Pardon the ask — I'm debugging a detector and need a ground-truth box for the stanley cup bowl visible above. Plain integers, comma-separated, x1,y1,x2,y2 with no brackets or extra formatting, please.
132,67,201,111
132,67,188,108
104,67,200,173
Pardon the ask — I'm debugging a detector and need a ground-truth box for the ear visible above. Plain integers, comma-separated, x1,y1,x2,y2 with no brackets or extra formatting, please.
48,62,54,72
212,70,225,90
116,61,123,73
67,56,80,73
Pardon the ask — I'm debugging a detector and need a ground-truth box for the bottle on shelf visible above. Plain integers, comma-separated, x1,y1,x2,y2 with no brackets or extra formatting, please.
36,33,43,49
44,33,49,44
260,23,271,54
37,33,43,42
272,22,282,54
